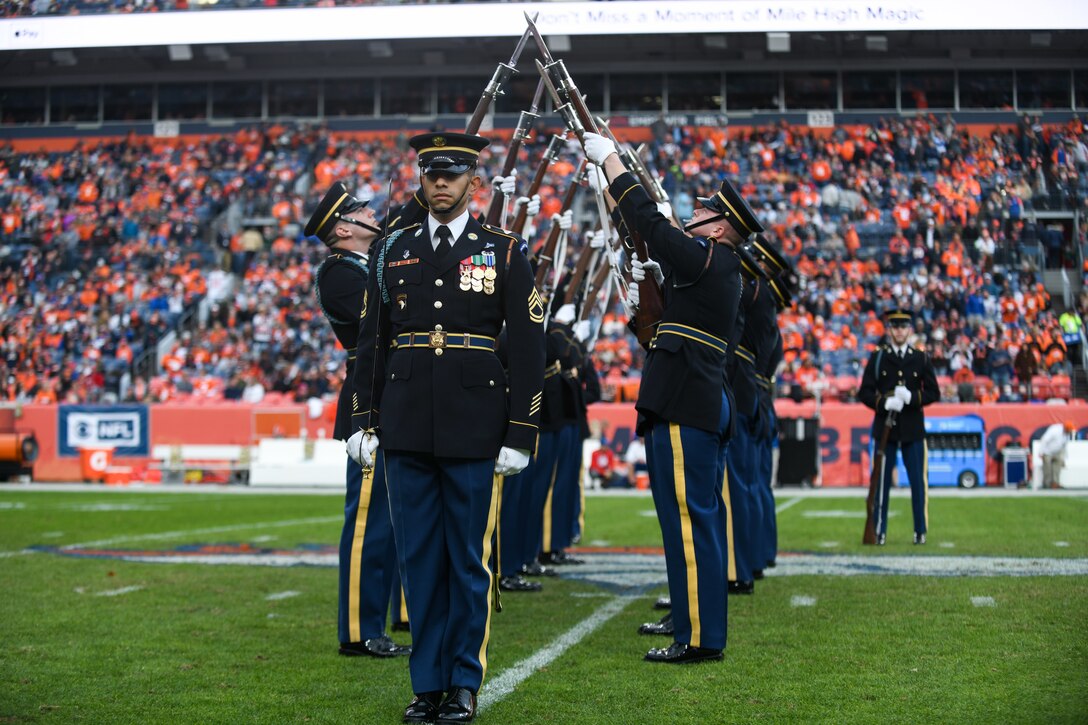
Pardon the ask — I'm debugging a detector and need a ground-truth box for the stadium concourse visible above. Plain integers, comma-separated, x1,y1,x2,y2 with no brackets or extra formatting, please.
2,115,1086,410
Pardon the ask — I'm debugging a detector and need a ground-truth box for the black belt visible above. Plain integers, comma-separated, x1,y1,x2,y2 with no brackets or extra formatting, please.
394,331,496,352
651,323,728,356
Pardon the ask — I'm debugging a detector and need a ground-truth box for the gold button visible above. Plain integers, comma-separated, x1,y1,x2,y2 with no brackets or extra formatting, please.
435,348,444,356
434,301,443,309
489,380,495,387
435,279,443,287
398,279,404,285
391,373,396,380
435,324,443,331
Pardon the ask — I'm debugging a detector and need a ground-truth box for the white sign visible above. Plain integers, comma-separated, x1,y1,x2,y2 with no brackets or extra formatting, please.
807,110,836,128
66,411,141,449
2,1,1087,51
153,121,179,138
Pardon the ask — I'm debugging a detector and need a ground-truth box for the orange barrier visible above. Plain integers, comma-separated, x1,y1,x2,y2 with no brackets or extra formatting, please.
79,447,113,482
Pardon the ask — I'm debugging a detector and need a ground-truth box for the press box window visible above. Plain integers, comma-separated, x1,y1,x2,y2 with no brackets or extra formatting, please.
157,83,208,120
611,74,663,112
668,73,722,111
0,87,46,125
842,71,896,110
959,70,1013,109
436,77,478,115
381,77,432,116
324,79,375,117
269,80,318,118
1016,70,1071,110
50,86,100,124
104,85,152,122
783,71,836,110
726,73,779,112
1077,70,1088,109
212,82,262,120
900,70,954,110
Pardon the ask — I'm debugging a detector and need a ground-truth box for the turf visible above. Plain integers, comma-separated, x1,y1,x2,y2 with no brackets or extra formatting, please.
1,487,1085,724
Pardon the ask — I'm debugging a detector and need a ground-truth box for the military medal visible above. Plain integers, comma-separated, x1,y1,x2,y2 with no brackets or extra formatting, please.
483,280,495,295
471,267,484,280
471,279,484,292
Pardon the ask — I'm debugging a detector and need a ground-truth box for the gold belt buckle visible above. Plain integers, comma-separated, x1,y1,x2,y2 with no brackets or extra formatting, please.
428,330,448,349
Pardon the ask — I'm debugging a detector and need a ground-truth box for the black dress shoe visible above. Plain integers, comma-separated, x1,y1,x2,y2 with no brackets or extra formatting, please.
914,533,926,545
435,686,477,724
638,612,673,635
653,596,672,610
540,550,585,566
728,580,754,595
766,559,776,569
644,641,723,664
499,575,542,592
521,561,558,578
753,569,765,580
339,634,411,658
403,691,443,723
392,621,411,633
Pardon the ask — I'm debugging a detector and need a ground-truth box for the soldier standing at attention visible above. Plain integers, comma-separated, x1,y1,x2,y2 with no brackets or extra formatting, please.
304,181,410,660
858,309,940,545
347,132,545,724
582,132,761,664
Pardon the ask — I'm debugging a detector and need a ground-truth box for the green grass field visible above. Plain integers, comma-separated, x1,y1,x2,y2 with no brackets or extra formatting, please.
1,487,1086,724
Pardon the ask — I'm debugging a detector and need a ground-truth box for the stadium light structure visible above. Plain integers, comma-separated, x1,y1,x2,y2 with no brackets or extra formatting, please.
168,44,192,62
767,32,790,53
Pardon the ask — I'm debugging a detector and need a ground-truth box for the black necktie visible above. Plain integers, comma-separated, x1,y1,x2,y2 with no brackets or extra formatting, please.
435,225,453,259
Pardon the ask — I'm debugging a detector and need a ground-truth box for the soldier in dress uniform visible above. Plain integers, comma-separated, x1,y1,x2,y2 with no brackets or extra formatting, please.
582,133,761,664
304,181,409,659
755,266,795,572
346,132,545,724
858,308,940,545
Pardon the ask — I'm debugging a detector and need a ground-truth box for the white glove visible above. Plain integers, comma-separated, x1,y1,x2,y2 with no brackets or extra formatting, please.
656,201,673,219
553,303,576,325
495,446,531,476
346,430,380,467
582,132,618,166
552,209,572,231
515,194,541,218
894,385,912,405
631,258,664,286
492,172,516,196
586,164,606,193
573,320,591,342
884,397,904,413
589,230,606,249
627,282,640,308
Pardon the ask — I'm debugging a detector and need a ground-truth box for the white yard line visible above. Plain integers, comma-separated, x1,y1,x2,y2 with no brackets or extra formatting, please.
265,591,301,601
790,595,817,607
95,585,144,597
776,497,803,515
970,596,997,607
478,595,637,713
60,516,340,550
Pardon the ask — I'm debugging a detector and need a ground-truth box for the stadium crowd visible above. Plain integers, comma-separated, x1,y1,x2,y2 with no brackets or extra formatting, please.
1,113,1086,409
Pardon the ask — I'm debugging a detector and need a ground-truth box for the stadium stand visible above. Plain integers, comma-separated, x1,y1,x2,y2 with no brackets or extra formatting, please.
3,113,1087,408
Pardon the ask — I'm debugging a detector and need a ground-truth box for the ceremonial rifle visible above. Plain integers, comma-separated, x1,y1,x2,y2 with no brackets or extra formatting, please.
510,133,566,236
563,245,597,307
534,159,586,290
863,411,897,545
465,14,537,135
484,78,544,228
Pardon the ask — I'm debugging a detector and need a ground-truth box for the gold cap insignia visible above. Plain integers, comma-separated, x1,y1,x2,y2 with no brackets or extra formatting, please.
432,136,446,147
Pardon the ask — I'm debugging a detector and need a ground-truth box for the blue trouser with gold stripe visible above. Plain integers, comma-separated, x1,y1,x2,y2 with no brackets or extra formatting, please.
384,452,498,694
725,411,759,583
498,468,526,577
339,452,398,644
543,424,579,554
644,390,731,651
876,438,929,538
523,429,560,567
755,403,777,567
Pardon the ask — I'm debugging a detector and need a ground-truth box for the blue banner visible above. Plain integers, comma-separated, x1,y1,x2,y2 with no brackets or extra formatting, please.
58,405,150,457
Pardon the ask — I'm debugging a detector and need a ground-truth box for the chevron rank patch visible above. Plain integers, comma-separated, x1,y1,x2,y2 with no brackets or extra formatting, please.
528,288,545,324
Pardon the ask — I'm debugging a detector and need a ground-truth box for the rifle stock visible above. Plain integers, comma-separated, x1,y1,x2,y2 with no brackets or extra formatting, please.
863,411,897,545
511,133,565,236
563,246,596,307
464,15,536,135
534,160,586,289
483,79,544,227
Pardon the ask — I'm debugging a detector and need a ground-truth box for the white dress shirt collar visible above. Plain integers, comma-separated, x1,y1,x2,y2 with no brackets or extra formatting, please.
429,210,470,252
